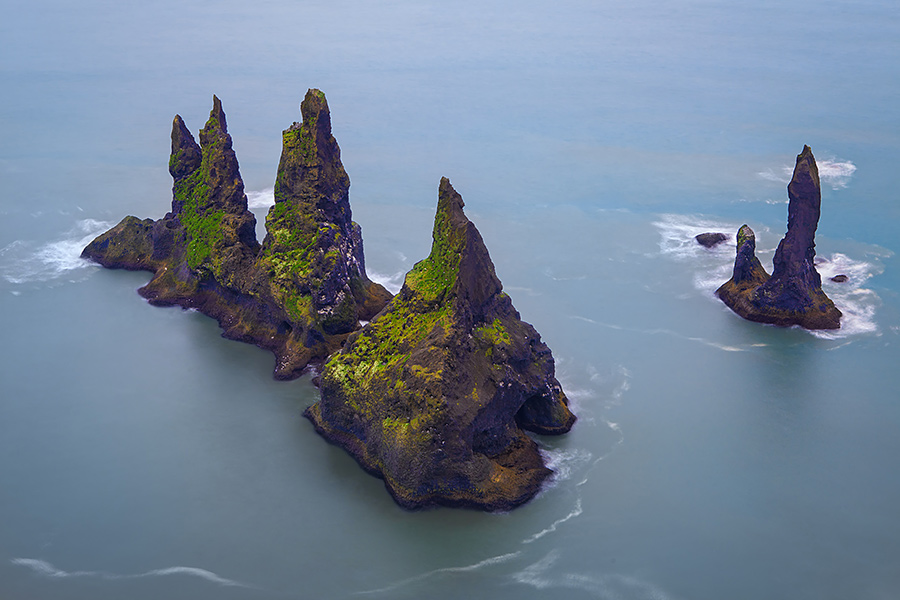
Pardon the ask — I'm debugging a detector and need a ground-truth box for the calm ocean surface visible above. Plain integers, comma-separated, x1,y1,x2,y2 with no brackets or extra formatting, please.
2,1,899,598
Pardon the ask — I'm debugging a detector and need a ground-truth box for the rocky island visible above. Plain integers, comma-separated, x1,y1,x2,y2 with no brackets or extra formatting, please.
306,178,576,510
83,90,391,378
716,146,842,329
83,91,576,510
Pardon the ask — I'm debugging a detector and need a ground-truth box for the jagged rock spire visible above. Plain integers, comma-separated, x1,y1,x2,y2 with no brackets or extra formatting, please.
763,145,823,298
168,115,201,183
716,146,841,329
731,225,768,285
258,89,390,337
274,89,350,225
306,178,575,511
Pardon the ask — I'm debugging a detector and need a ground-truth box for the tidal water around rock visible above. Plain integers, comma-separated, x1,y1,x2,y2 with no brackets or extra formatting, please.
2,1,899,599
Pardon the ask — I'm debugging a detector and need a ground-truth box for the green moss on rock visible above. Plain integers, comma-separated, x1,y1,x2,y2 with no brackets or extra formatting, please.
306,178,575,511
83,90,391,379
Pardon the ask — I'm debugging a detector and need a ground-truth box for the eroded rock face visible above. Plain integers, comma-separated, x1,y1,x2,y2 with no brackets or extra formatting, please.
716,146,841,329
305,178,576,511
83,90,391,378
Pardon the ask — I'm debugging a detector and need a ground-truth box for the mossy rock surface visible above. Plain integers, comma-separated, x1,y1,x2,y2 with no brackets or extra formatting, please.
306,178,575,511
82,90,391,378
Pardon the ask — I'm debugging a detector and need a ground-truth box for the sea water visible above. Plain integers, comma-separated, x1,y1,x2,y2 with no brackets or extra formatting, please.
2,1,899,598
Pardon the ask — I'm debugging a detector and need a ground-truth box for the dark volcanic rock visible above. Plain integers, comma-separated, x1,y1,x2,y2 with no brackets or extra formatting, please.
716,146,841,329
695,232,727,248
831,274,848,283
83,90,391,378
305,178,576,511
256,89,391,337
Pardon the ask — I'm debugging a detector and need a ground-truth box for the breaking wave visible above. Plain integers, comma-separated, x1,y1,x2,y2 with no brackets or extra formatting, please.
539,447,594,486
653,213,741,263
813,252,885,339
758,157,856,190
11,558,254,588
654,214,886,340
368,269,405,295
246,188,275,209
1,219,111,284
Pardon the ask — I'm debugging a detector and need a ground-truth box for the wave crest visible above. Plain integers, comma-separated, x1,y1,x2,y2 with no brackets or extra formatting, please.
655,214,886,340
758,157,856,190
246,188,274,209
1,219,112,285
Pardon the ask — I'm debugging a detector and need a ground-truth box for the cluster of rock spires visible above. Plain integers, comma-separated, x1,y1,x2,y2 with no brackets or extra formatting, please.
82,90,575,510
716,146,842,330
83,91,391,379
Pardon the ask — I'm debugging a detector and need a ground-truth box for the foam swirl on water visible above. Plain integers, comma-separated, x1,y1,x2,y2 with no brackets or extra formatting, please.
1,219,112,285
11,558,254,588
654,214,885,340
758,157,857,190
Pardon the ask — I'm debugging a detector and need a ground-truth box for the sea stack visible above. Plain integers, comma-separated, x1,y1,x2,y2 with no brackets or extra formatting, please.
83,91,391,377
305,178,576,511
716,146,841,329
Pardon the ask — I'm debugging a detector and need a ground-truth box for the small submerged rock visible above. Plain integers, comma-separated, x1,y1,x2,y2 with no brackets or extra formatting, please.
716,146,842,330
831,274,849,283
695,232,727,248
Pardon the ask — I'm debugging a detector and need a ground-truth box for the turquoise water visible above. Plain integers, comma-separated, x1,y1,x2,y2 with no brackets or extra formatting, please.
2,1,899,598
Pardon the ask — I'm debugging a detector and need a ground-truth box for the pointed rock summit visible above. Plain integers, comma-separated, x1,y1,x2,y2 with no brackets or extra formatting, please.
257,89,390,338
716,146,841,329
306,178,576,511
83,91,391,378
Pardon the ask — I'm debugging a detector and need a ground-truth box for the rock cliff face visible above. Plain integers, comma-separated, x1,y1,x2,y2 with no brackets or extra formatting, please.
83,90,391,378
305,178,576,511
716,146,841,329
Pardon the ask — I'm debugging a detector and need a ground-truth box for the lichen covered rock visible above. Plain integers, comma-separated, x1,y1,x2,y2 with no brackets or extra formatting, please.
256,89,390,338
305,178,576,511
716,146,841,329
83,90,391,378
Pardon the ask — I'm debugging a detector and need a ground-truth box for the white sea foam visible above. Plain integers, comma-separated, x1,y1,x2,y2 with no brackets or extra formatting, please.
1,219,112,284
758,158,856,190
512,550,677,599
521,498,583,544
12,558,96,578
246,187,275,209
11,558,253,588
652,213,739,263
137,566,248,587
368,269,405,294
654,213,885,341
539,447,593,485
812,252,885,339
601,365,631,404
355,551,522,595
556,383,592,419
